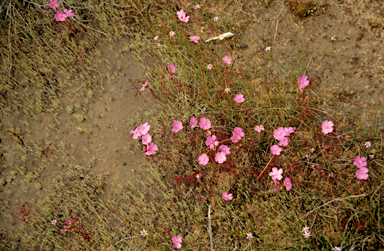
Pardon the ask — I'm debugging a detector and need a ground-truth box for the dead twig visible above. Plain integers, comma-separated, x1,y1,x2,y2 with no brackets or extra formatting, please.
208,205,214,251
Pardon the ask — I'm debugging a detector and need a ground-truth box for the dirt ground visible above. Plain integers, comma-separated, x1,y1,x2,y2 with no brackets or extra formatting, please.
0,39,159,231
1,0,383,237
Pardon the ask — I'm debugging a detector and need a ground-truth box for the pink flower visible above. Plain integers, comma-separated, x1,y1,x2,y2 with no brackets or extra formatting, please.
60,226,69,232
321,120,334,134
198,153,209,165
274,127,287,141
207,64,213,70
168,63,176,73
189,35,200,43
177,10,186,18
302,226,310,232
63,9,74,17
145,142,158,155
284,127,296,135
310,148,315,153
196,173,202,179
51,219,57,226
169,31,175,37
234,94,245,103
65,219,73,225
270,145,282,155
355,167,369,180
142,134,152,145
194,4,200,9
233,127,244,138
224,88,230,93
177,10,190,23
130,128,142,139
269,167,283,181
140,229,148,236
49,0,59,10
222,192,233,201
172,120,183,132
199,117,211,130
353,156,367,168
206,135,219,149
274,184,280,192
222,56,232,64
246,233,253,239
171,235,183,249
364,141,371,148
265,46,271,51
190,117,198,127
140,81,148,91
137,122,150,136
369,155,374,159
154,35,159,40
180,15,190,23
328,172,334,177
218,145,230,155
213,16,219,21
278,137,290,147
284,177,292,191
332,247,341,251
230,135,240,143
303,231,311,238
215,151,227,163
54,11,67,21
254,125,265,132
297,75,310,89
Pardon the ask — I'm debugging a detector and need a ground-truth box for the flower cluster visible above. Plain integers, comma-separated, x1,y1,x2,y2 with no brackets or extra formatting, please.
270,126,296,156
60,218,79,233
354,156,369,180
50,0,74,22
177,9,190,23
269,168,292,191
231,127,244,143
172,235,183,249
302,226,311,238
130,122,158,155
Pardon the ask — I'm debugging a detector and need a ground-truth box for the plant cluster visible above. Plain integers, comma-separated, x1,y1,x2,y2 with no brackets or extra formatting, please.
0,0,383,250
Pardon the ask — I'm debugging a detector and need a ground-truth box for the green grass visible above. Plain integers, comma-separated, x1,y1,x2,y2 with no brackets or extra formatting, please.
1,0,383,250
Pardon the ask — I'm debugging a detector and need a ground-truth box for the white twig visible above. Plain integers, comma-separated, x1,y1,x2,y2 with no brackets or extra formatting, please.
205,32,235,43
208,205,214,251
232,240,238,250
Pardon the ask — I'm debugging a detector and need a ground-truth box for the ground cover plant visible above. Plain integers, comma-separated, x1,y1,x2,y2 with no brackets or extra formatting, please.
0,0,383,250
